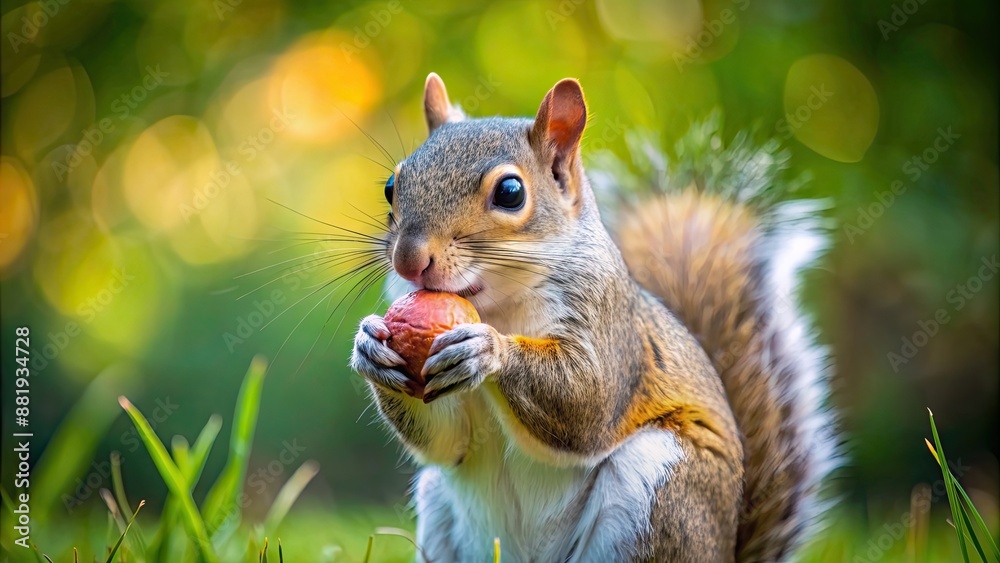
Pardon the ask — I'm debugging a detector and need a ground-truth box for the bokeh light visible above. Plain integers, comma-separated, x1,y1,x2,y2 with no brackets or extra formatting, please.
0,1,995,559
269,31,382,142
0,157,37,273
784,54,880,163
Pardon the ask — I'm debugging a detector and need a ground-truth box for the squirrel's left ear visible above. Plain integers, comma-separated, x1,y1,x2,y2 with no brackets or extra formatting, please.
531,79,587,187
424,72,464,134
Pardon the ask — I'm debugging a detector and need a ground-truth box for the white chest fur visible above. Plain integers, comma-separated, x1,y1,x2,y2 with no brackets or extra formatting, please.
413,393,684,563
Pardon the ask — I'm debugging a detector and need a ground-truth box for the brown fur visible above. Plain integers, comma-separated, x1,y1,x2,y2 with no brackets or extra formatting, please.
352,75,831,562
618,189,825,561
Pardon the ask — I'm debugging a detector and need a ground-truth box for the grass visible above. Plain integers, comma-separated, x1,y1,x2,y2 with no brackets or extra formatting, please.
927,409,1000,563
1,357,996,562
0,357,327,563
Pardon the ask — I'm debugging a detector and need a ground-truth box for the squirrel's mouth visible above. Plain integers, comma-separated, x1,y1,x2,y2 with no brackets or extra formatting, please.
420,282,483,298
456,284,483,298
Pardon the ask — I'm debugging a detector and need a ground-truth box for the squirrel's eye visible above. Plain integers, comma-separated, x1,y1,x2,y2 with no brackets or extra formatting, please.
492,176,525,210
384,173,395,204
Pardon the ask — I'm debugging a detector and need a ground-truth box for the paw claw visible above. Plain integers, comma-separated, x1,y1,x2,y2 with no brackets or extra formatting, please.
351,315,411,394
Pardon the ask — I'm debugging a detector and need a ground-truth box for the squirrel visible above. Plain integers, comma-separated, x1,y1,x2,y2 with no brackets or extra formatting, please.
350,73,836,562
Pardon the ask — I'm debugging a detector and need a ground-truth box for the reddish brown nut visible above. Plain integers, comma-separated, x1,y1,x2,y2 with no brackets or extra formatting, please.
384,290,481,397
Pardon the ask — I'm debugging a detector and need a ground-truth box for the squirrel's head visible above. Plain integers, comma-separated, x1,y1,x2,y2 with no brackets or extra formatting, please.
384,73,591,313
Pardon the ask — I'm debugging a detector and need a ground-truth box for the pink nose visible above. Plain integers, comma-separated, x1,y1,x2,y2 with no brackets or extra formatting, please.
393,238,432,283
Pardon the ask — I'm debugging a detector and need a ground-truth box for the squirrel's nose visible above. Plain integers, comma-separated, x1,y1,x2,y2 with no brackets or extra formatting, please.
393,237,432,283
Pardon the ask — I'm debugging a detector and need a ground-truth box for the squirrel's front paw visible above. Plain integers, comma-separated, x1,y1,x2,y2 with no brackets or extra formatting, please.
350,314,412,395
422,323,503,403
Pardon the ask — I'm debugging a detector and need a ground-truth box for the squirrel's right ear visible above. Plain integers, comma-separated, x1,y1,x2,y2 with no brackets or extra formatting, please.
531,78,587,168
423,72,464,134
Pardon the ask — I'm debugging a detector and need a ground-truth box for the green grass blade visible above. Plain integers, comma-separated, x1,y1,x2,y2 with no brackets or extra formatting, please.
104,499,145,563
171,435,191,472
188,415,224,485
263,461,320,533
119,396,218,563
362,535,374,563
956,500,989,562
109,451,148,555
110,452,133,518
32,365,132,520
928,408,971,562
370,527,428,563
954,478,1000,560
99,488,147,556
203,356,268,534
150,415,222,561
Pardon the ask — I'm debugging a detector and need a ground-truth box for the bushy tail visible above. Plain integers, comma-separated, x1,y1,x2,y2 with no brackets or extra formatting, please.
590,115,838,561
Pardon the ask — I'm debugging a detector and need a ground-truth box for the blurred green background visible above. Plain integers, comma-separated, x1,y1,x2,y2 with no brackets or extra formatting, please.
0,0,997,560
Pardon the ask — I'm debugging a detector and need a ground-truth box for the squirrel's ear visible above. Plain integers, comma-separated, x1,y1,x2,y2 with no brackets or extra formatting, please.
531,79,587,164
423,72,463,133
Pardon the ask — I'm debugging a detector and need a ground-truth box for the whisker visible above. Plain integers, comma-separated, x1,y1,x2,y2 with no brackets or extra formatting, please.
237,251,384,300
357,153,394,173
258,255,387,333
473,260,551,304
460,248,574,267
338,110,397,168
456,227,503,241
266,237,385,255
268,200,391,244
329,264,391,331
345,205,392,235
235,246,383,280
456,263,507,318
291,262,390,379
386,111,407,161
297,255,387,291
458,254,551,277
266,265,370,377
277,228,389,247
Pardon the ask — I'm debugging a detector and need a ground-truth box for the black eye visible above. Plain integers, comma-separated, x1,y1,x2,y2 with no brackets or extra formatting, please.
492,176,525,210
384,173,395,204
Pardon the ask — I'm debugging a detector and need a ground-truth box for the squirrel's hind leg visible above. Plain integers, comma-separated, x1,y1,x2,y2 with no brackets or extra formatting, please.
413,467,460,562
647,439,740,562
565,427,685,562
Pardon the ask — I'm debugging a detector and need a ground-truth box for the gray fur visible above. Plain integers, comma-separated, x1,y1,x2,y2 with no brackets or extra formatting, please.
350,78,833,562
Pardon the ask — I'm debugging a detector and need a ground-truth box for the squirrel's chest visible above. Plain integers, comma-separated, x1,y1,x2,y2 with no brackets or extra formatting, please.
438,406,595,561
414,392,685,562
